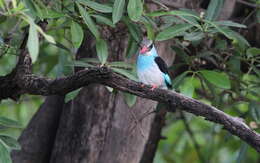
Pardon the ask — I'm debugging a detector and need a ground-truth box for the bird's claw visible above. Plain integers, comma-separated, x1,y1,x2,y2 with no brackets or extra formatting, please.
140,83,158,90
150,85,158,91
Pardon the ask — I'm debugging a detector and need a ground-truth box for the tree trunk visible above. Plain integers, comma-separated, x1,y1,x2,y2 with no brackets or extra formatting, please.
50,85,158,163
11,95,64,163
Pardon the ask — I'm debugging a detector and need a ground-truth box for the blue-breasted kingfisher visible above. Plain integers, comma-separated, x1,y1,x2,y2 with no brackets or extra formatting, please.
136,38,172,90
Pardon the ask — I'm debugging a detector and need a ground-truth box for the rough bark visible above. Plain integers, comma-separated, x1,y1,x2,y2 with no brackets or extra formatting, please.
11,95,64,163
50,86,158,163
219,0,236,20
140,109,167,163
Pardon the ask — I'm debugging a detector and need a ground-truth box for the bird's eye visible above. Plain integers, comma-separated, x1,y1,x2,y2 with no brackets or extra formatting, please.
148,44,153,50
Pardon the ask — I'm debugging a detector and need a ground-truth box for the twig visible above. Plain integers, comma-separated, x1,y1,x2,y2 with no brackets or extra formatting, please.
148,0,186,8
128,109,146,138
151,0,169,11
236,0,260,8
239,8,257,33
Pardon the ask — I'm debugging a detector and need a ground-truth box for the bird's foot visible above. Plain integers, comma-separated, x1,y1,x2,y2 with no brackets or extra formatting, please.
150,84,158,91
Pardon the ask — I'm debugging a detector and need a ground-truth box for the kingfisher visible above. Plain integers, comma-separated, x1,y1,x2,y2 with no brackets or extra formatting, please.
136,38,172,90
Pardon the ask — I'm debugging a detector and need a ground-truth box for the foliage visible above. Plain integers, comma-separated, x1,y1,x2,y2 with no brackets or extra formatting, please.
0,97,40,163
0,0,259,162
0,117,21,163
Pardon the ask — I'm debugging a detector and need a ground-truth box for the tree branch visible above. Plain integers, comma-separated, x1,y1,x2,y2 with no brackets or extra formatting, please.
1,64,260,152
147,0,187,8
236,0,260,8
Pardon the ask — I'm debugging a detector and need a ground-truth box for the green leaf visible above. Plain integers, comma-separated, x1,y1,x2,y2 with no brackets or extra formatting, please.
111,67,137,81
257,10,260,23
123,92,137,107
179,77,194,97
144,23,155,40
57,53,74,76
23,0,37,17
246,47,260,57
77,0,112,13
92,14,115,27
214,20,247,28
0,15,6,24
147,10,200,19
209,26,250,48
156,24,193,41
0,142,11,163
70,60,94,68
123,18,142,42
125,36,138,58
180,8,200,17
200,70,231,89
96,39,108,65
0,0,5,10
108,61,134,69
27,22,39,63
220,27,250,48
249,101,260,123
205,0,224,21
77,3,100,38
34,2,44,18
215,39,227,49
252,65,260,78
112,0,125,24
65,88,82,103
160,16,183,30
71,21,84,48
39,8,64,19
140,15,157,28
172,71,189,89
178,15,201,29
127,0,143,22
184,31,204,41
177,9,201,29
53,42,70,52
227,56,240,73
0,117,22,128
0,134,21,150
34,24,56,44
80,58,101,63
204,21,232,39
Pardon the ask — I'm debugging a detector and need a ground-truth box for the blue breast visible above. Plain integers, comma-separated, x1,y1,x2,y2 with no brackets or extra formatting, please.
137,46,158,71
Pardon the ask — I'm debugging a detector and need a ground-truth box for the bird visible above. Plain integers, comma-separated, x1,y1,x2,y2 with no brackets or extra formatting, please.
136,38,172,90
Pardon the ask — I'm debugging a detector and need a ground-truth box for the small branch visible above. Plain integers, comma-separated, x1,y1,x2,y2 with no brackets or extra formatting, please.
236,0,260,8
147,0,186,8
140,108,167,163
0,65,260,152
150,0,170,10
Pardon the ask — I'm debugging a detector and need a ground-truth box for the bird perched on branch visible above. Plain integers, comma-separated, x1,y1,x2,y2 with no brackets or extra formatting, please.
136,38,172,90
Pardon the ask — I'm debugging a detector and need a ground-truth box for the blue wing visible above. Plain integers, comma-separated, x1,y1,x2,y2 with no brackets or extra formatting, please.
154,57,172,89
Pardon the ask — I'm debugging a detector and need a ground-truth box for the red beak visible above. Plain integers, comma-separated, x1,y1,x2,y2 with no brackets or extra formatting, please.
140,46,148,54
